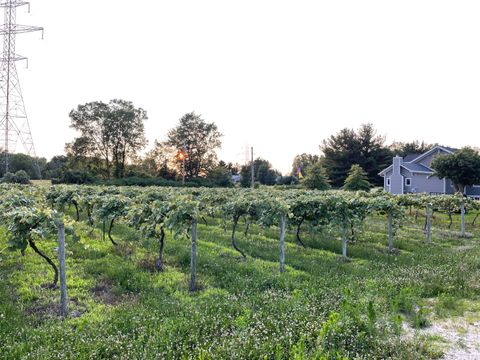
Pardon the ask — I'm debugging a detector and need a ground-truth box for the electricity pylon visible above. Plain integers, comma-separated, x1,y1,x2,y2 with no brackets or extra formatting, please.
0,0,43,174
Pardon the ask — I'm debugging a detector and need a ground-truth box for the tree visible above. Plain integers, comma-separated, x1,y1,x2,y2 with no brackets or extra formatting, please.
143,140,178,179
67,99,147,179
320,123,391,187
165,112,222,178
390,141,434,157
240,158,280,187
206,164,233,187
43,155,69,179
0,152,45,179
301,162,331,190
343,164,371,191
218,160,240,175
0,170,30,184
431,147,480,193
291,153,321,177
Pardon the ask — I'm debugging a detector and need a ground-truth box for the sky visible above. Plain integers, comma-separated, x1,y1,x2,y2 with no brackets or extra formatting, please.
12,0,480,174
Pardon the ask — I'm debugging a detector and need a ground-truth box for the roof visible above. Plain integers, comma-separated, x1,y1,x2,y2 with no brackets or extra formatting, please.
380,145,457,176
403,153,422,162
408,145,456,163
441,146,458,153
401,163,433,173
378,163,433,176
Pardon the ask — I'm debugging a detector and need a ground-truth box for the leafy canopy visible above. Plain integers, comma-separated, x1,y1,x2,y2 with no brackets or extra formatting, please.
165,112,222,178
431,147,480,193
67,99,147,179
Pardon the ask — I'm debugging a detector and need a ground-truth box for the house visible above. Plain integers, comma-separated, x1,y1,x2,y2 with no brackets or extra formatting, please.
379,145,480,200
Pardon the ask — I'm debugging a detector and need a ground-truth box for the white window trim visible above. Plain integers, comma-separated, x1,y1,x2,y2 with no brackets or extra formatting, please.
405,178,412,186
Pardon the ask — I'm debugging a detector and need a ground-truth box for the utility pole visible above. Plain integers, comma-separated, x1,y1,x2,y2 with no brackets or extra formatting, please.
250,147,254,188
0,0,43,175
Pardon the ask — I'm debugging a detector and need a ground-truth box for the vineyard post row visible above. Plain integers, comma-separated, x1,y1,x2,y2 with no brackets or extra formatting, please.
0,184,479,303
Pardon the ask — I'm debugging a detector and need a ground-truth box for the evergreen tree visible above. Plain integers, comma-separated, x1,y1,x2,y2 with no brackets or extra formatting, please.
343,164,371,192
302,162,331,190
320,123,391,187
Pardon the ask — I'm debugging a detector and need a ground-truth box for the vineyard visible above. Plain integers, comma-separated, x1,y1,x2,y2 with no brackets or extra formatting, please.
1,184,480,359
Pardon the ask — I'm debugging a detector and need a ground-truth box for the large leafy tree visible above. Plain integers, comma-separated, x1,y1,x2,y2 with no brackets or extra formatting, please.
0,152,46,179
165,112,222,178
240,158,280,187
291,153,321,177
43,155,69,179
143,140,178,179
320,123,391,187
66,99,147,179
431,147,480,193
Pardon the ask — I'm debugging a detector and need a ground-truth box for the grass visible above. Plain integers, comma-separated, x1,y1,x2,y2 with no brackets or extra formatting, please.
0,206,480,359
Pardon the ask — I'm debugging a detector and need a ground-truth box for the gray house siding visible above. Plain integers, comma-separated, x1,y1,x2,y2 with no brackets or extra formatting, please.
410,173,444,194
466,186,480,198
445,180,456,194
401,168,413,193
380,146,480,197
384,170,392,193
417,148,451,168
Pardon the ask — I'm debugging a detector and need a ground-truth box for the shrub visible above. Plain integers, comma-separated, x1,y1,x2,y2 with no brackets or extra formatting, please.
96,176,232,188
52,170,95,184
0,170,31,184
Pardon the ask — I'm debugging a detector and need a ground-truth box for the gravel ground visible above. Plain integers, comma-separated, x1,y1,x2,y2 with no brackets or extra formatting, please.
403,317,480,359
423,319,480,360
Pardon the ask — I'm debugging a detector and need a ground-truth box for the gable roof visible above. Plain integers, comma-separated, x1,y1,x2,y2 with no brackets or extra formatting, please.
378,163,434,176
401,163,433,173
408,145,455,164
403,153,422,162
379,145,458,176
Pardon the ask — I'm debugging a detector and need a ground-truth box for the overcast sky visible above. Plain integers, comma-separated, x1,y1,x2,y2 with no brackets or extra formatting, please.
15,0,480,174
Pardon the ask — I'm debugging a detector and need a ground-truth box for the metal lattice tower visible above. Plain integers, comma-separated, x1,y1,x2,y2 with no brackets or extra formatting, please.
0,0,42,174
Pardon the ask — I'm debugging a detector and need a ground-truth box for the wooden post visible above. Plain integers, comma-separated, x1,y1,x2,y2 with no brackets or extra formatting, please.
279,215,286,273
342,221,347,259
461,201,466,237
189,220,197,292
102,219,106,242
57,222,68,317
426,206,431,244
388,211,393,251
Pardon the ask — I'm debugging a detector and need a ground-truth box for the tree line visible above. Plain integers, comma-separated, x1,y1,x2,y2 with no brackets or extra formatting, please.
2,100,480,189
292,123,480,192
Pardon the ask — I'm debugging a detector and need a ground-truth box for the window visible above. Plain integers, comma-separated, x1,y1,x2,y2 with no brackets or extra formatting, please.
405,178,412,186
387,178,391,186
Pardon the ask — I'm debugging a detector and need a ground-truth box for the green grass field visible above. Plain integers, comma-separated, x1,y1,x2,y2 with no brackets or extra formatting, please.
1,207,479,359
